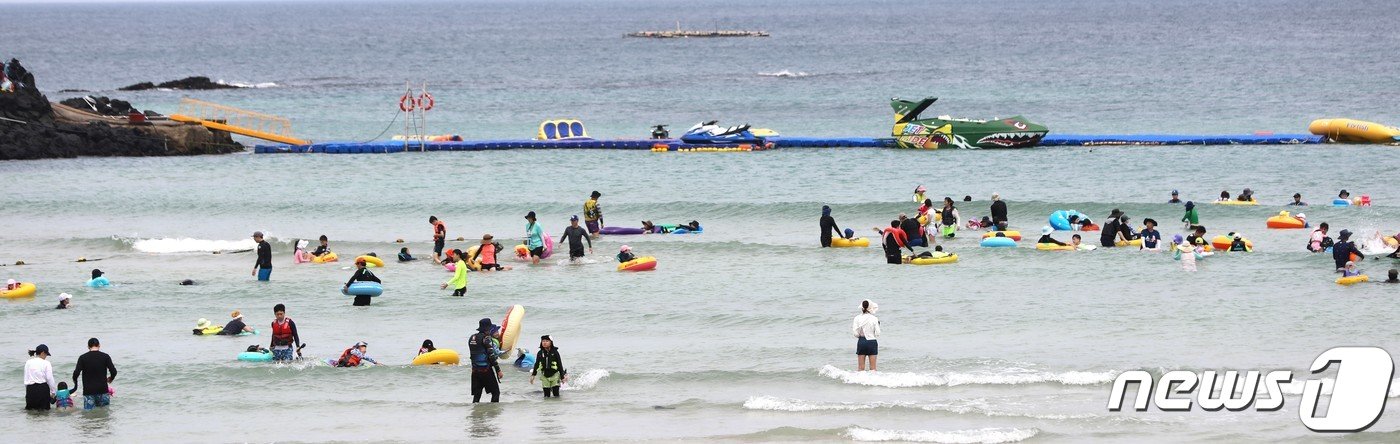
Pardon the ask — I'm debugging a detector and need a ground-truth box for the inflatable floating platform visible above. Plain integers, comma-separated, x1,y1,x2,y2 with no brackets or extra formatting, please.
254,134,1326,154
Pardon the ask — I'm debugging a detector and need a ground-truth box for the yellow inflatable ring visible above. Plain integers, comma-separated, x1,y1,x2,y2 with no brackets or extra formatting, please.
1336,275,1370,286
1035,243,1076,251
910,253,957,265
356,255,385,268
1213,199,1259,206
411,349,460,366
830,237,870,248
312,252,340,263
0,282,37,299
1115,239,1143,247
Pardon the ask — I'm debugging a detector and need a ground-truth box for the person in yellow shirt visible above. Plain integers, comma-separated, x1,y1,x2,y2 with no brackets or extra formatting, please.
583,191,603,237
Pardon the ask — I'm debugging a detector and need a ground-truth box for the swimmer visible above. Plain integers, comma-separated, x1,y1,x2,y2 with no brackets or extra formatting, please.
1386,269,1398,283
472,234,511,271
1308,223,1332,252
898,213,927,248
344,258,381,306
1185,226,1208,248
874,221,914,264
1037,226,1067,246
1338,189,1351,201
398,247,417,262
584,191,603,237
311,235,331,258
912,185,926,204
524,211,545,265
1181,201,1200,230
1332,230,1363,271
1217,190,1231,202
989,193,1008,231
1168,189,1182,204
1140,219,1161,251
559,215,593,261
56,293,71,309
333,341,380,367
617,245,637,263
1228,232,1251,252
1069,234,1083,248
1341,261,1361,278
418,340,437,355
1237,188,1254,202
1289,193,1307,206
217,310,255,335
87,269,110,288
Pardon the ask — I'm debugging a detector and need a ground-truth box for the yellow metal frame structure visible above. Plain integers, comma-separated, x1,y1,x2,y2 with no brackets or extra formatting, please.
169,98,309,145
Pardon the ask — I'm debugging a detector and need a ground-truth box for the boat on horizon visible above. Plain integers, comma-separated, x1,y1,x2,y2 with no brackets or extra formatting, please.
890,97,1048,149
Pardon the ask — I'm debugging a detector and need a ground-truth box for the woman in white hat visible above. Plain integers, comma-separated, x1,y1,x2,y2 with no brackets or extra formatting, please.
852,300,881,371
55,293,72,309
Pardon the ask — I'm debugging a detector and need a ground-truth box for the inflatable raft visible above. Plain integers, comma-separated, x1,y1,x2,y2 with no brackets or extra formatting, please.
600,227,646,235
910,253,957,265
1211,235,1254,251
618,256,658,272
1,282,37,298
1336,275,1370,286
1266,212,1306,229
830,237,870,248
498,305,525,360
412,349,460,366
1309,118,1400,144
1213,199,1258,206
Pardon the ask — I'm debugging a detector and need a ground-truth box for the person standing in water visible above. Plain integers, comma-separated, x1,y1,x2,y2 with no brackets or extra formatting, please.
875,221,914,264
819,205,845,247
344,258,380,306
913,185,927,204
1168,190,1182,204
525,211,545,265
429,216,447,264
442,249,469,296
1181,201,1200,230
529,335,568,398
559,215,593,262
468,318,503,403
852,300,881,371
269,304,302,361
251,231,272,281
1289,193,1307,206
23,344,56,410
938,197,960,238
583,191,603,238
989,193,1008,231
72,338,117,410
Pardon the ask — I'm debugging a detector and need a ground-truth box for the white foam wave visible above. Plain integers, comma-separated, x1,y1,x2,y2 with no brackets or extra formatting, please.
744,396,1094,420
132,237,256,253
819,365,1115,388
217,79,279,88
847,427,1038,443
562,368,609,391
758,69,810,78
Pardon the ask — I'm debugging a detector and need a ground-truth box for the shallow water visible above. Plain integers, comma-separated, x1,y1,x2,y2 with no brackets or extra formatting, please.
3,0,1400,442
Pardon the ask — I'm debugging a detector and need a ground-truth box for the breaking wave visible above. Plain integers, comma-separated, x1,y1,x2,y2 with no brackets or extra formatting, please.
818,364,1116,388
846,427,1038,443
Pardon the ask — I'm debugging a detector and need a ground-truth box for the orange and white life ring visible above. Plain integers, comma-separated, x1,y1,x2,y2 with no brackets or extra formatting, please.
399,94,416,112
418,92,434,111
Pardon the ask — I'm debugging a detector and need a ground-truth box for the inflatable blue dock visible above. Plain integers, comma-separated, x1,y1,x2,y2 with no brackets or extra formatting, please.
253,133,1323,154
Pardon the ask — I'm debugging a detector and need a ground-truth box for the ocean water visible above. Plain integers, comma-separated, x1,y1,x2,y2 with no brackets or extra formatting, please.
3,0,1400,442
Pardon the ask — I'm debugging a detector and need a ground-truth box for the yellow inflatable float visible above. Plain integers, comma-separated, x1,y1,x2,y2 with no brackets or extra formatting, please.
1309,118,1400,144
909,253,957,265
1035,243,1076,251
1213,199,1258,206
411,349,460,366
356,255,385,268
1,282,36,298
1211,235,1253,251
1336,275,1370,286
312,252,339,263
830,237,870,248
1115,239,1143,247
1266,211,1306,229
981,231,1022,241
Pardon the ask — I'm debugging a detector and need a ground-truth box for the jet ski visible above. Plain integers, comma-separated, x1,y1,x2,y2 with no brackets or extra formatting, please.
679,120,765,144
890,97,1048,149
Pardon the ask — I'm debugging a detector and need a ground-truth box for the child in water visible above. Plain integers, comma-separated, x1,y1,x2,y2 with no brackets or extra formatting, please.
53,382,75,411
418,339,436,355
1069,234,1083,248
311,235,331,258
529,335,568,398
333,341,380,367
1178,236,1198,272
1217,190,1231,202
618,245,637,263
1228,232,1251,252
397,247,416,262
1342,261,1361,278
1140,219,1161,251
1386,269,1399,283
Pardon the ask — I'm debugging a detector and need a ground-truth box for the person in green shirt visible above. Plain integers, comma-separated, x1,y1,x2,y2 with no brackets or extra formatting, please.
525,211,545,265
1181,201,1200,230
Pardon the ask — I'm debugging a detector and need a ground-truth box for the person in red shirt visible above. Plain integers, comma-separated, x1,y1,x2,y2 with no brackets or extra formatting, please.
873,220,914,264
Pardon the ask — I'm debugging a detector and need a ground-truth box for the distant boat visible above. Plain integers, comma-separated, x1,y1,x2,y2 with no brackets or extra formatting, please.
627,21,768,38
890,97,1048,149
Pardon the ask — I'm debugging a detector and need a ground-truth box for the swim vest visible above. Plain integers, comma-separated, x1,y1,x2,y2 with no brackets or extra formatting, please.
271,319,294,346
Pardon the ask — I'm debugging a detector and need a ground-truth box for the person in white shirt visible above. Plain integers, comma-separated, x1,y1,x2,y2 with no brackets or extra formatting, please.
852,300,881,371
23,344,56,410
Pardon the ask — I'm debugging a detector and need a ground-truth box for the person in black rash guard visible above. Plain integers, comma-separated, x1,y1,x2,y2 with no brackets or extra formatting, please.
72,337,116,410
344,258,381,306
252,231,272,281
311,235,331,257
1117,216,1140,241
559,216,593,261
1185,226,1208,248
1332,230,1363,271
1037,226,1067,246
1099,217,1120,247
820,205,844,247
899,214,926,248
989,193,1008,231
879,220,914,264
217,310,255,335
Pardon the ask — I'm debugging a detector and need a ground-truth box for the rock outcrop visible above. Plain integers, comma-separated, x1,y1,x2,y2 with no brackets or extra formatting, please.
118,76,241,91
0,65,242,160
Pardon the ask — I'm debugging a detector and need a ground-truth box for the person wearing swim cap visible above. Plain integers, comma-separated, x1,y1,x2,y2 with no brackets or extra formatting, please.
525,211,545,265
819,205,844,248
583,191,603,238
251,231,272,281
560,215,593,262
1168,190,1182,204
344,258,380,306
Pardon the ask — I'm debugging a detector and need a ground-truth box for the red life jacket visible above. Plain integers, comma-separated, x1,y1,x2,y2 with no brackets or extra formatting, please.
337,348,361,367
271,318,294,346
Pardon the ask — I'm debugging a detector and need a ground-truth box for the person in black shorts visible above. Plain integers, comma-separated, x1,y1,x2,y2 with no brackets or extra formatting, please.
559,215,593,261
429,216,446,263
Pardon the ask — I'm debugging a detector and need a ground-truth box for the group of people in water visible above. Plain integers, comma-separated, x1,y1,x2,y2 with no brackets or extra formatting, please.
820,187,1400,281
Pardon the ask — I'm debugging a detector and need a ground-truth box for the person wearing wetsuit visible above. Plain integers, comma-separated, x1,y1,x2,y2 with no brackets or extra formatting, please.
252,231,272,281
989,193,1008,231
1332,230,1363,271
269,304,301,361
345,258,381,306
1099,213,1122,247
311,235,330,257
819,205,843,247
72,337,117,410
468,318,503,403
1117,216,1140,241
1168,190,1182,204
559,216,593,261
899,214,926,248
876,221,913,264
